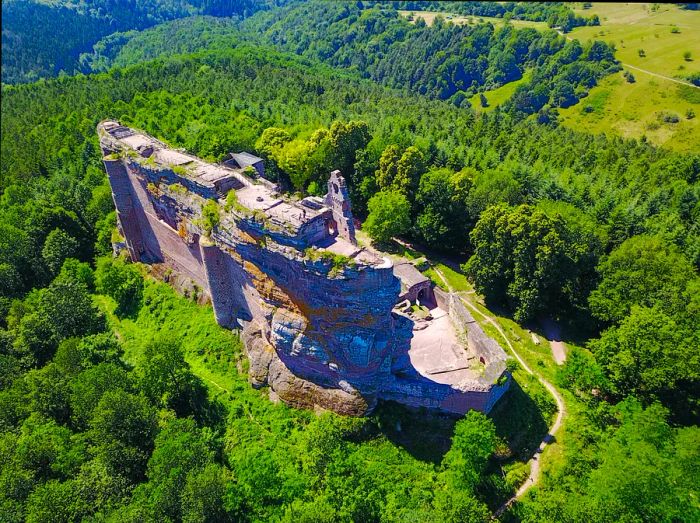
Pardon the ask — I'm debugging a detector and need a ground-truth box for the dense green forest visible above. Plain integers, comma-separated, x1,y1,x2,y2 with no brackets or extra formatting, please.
79,3,619,114
1,2,699,521
246,3,617,109
1,0,281,83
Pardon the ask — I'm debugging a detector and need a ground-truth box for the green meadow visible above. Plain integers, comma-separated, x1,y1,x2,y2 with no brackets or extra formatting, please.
469,69,533,112
398,10,548,30
559,2,700,152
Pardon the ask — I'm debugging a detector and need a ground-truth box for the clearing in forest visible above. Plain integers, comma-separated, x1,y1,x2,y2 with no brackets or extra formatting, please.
402,3,700,151
560,2,699,152
397,10,548,31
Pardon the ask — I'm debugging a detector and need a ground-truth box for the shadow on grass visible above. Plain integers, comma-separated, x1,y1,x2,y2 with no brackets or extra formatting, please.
382,238,471,266
369,401,458,464
478,379,550,511
490,379,549,462
366,375,551,466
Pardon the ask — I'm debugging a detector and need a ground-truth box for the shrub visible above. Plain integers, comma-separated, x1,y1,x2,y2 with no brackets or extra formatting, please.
200,200,220,235
224,190,248,214
658,111,680,124
95,256,144,317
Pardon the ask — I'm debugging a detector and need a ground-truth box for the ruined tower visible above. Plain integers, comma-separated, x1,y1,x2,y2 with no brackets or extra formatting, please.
325,170,357,245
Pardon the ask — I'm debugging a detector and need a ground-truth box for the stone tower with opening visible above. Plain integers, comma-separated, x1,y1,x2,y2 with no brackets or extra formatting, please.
325,170,356,245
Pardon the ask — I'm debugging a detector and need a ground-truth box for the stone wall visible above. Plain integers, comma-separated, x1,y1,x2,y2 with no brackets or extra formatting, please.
325,170,357,245
447,294,510,398
434,286,451,310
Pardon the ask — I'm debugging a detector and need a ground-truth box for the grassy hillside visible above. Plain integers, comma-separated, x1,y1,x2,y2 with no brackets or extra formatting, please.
402,2,699,151
469,69,533,111
559,2,700,152
569,2,699,79
559,70,699,152
0,0,277,83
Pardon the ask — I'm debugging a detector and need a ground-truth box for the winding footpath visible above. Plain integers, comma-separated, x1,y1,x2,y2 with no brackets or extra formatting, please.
621,63,699,88
432,269,566,518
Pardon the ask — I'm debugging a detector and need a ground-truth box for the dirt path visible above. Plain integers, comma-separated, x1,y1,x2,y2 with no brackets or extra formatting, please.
432,269,566,518
540,317,567,365
460,296,566,516
621,63,699,88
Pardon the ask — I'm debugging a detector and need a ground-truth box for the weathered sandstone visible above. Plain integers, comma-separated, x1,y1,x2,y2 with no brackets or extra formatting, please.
99,121,509,416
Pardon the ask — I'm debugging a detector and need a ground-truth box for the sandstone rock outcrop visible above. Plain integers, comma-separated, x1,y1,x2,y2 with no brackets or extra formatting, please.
99,121,509,416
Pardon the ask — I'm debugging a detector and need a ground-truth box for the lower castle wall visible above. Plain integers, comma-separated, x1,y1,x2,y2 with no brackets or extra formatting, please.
122,162,209,288
434,286,451,310
448,296,508,383
382,377,502,414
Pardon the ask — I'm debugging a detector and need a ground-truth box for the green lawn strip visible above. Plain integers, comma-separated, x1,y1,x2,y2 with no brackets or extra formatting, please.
470,69,533,111
433,262,472,292
94,279,311,440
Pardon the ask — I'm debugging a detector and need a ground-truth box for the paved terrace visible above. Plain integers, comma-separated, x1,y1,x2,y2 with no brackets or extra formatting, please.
396,306,483,388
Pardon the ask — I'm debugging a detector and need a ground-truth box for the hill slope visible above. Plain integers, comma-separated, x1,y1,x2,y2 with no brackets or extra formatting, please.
559,2,700,152
0,0,277,83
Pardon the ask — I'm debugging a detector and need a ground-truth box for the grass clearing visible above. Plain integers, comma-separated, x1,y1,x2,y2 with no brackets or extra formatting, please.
461,294,594,489
470,69,533,112
96,279,272,414
398,10,549,31
560,2,700,151
570,2,700,79
559,69,699,152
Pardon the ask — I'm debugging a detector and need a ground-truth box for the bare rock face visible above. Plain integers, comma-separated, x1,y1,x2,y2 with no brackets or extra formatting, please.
243,318,372,415
241,322,276,388
267,357,373,416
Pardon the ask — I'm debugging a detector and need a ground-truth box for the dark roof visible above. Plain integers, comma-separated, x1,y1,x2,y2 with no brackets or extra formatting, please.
393,262,430,289
230,152,264,168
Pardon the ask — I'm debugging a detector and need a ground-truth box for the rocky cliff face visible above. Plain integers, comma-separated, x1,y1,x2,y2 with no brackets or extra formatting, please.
99,121,508,417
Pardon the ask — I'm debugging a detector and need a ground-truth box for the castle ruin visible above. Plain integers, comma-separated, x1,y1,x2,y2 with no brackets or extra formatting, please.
99,121,510,416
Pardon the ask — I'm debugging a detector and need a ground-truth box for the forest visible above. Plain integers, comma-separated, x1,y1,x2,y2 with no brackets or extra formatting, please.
73,2,619,115
0,0,281,84
1,2,699,522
